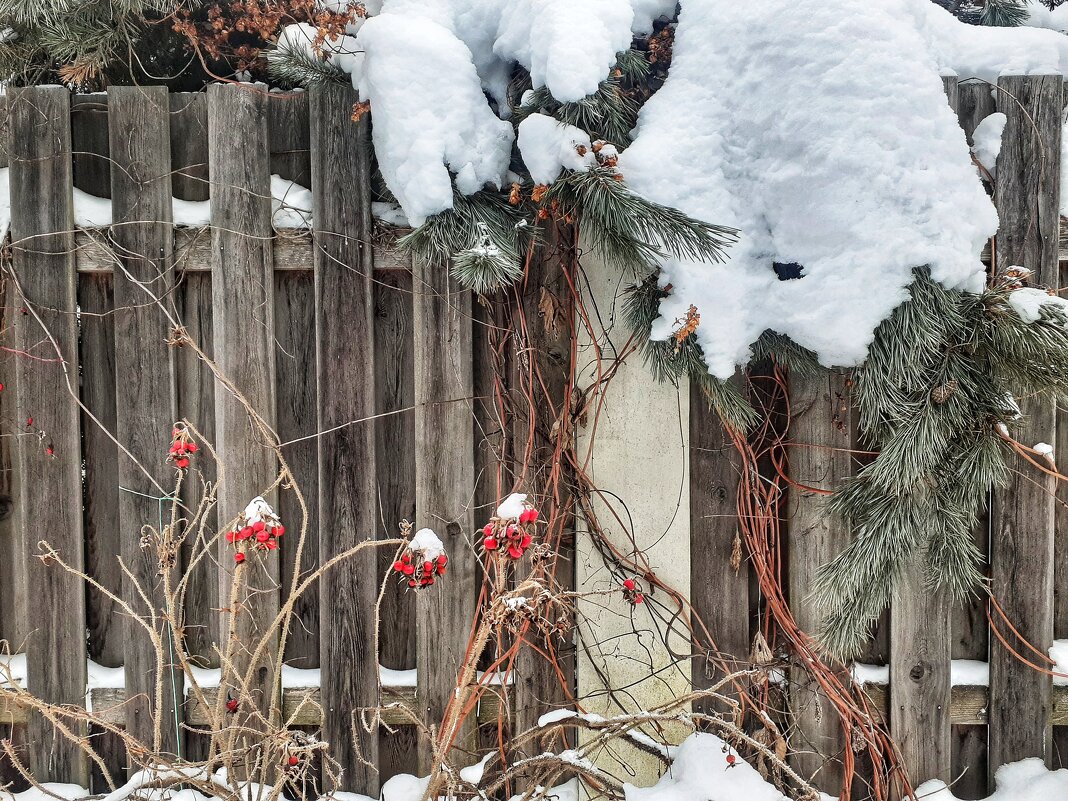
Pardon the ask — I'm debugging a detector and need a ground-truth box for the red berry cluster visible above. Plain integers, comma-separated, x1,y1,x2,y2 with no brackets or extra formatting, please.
482,495,540,560
227,497,284,563
167,426,199,470
622,577,645,605
392,528,448,589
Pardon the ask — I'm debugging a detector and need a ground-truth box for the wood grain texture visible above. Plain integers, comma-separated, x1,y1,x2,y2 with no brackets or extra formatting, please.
310,82,379,793
0,275,23,648
953,79,996,799
7,85,88,785
786,368,851,792
169,94,209,203
108,85,181,756
413,252,477,771
510,223,576,747
170,95,218,664
989,74,1061,775
373,265,418,779
268,92,319,670
690,376,749,712
71,95,111,198
208,83,279,722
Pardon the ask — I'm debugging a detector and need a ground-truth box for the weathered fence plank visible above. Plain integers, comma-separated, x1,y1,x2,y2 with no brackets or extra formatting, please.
511,223,576,746
108,85,182,756
787,369,851,790
373,260,419,779
690,376,750,712
71,95,111,199
413,256,478,771
7,85,88,785
988,73,1062,775
208,82,279,721
310,82,380,793
169,93,217,673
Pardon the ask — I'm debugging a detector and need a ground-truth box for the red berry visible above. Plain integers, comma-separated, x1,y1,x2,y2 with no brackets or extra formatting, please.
402,563,415,576
506,524,517,538
633,593,644,604
393,560,405,573
507,545,524,559
423,560,433,573
437,554,448,566
437,564,446,575
226,698,239,713
265,540,278,551
287,756,299,767
234,552,246,564
187,442,198,453
401,552,412,563
176,457,190,469
623,578,636,591
520,534,532,549
255,530,270,543
252,520,266,532
0,383,5,391
526,508,540,523
726,754,736,766
408,579,417,588
483,523,494,536
226,531,236,544
483,536,498,550
239,526,253,540
172,428,181,438
25,417,32,426
45,445,54,456
273,525,285,537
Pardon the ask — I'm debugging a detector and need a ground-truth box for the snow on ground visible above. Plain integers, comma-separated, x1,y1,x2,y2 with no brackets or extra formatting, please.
618,0,1068,379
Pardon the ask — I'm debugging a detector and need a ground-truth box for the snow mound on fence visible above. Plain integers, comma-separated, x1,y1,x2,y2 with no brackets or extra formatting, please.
618,0,1068,378
916,758,1068,800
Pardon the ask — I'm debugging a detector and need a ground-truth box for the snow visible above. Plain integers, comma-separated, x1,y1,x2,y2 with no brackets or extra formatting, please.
618,0,1068,379
355,12,514,227
1007,287,1068,324
458,753,494,785
1025,1,1068,34
371,201,410,227
409,527,446,560
971,112,1007,176
1033,442,1055,459
517,113,596,184
0,168,311,236
494,0,636,103
916,759,1068,800
853,644,1068,688
496,492,528,520
624,732,789,801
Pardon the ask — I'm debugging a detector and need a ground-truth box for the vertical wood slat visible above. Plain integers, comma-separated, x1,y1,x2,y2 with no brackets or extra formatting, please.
374,263,419,780
169,94,217,674
952,79,997,799
988,73,1062,775
208,83,279,721
886,77,960,794
71,95,111,199
414,269,477,770
511,223,575,744
269,92,320,669
7,85,88,785
310,82,379,793
108,86,181,756
786,369,851,791
690,376,750,712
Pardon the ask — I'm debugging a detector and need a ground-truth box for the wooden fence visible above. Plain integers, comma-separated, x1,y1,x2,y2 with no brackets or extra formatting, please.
0,77,1065,801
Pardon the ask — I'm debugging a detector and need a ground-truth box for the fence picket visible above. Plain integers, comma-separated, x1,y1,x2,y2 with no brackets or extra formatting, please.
7,85,89,785
108,85,182,756
787,369,851,790
373,259,419,779
208,82,280,723
988,73,1062,774
690,376,750,712
413,257,477,771
310,82,380,793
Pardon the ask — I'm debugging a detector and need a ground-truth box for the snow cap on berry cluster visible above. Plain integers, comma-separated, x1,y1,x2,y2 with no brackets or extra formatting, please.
496,493,527,521
410,527,445,560
243,496,277,525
